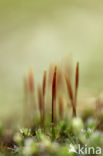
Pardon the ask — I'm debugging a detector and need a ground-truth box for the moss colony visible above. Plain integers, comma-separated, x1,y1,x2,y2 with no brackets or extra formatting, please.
0,62,103,156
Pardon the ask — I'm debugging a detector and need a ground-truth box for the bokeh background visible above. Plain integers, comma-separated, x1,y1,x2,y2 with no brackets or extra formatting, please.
0,0,103,121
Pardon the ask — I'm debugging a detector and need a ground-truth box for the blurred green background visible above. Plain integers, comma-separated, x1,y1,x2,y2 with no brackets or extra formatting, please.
0,0,103,120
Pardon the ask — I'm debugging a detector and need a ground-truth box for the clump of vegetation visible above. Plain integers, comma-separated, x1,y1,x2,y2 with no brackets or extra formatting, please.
0,62,103,156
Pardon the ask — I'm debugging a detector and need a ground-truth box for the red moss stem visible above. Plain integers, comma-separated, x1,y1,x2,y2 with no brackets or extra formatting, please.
42,71,47,97
65,76,76,117
74,62,79,107
28,68,34,93
52,66,57,125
